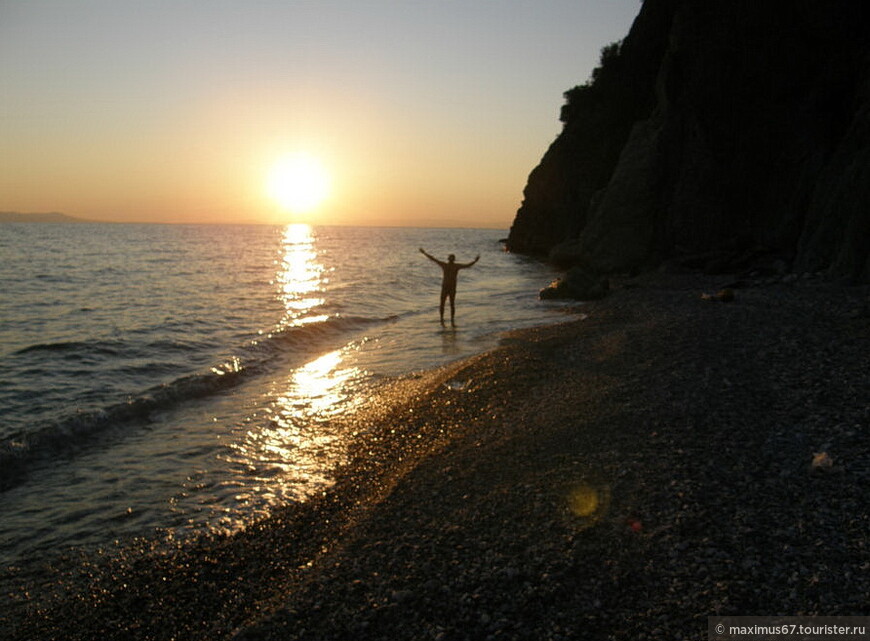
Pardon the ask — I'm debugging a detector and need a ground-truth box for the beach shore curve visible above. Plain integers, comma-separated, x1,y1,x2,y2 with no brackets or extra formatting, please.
5,273,868,641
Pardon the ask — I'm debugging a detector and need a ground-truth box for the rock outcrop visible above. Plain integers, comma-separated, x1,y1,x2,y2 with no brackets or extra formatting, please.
507,0,870,282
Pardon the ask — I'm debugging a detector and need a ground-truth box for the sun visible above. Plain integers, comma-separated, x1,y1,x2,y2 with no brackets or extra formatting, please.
266,153,331,214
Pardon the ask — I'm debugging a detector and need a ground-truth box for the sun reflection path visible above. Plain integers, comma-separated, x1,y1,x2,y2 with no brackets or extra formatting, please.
227,348,365,507
220,225,368,528
275,223,326,329
289,349,362,419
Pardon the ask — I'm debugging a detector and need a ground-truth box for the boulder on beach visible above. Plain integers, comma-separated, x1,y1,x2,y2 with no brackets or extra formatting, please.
540,266,609,300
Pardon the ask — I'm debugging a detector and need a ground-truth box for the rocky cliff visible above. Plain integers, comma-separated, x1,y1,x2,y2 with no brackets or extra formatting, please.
507,0,870,282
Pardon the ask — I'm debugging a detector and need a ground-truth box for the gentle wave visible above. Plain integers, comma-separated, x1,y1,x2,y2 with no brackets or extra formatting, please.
0,314,384,492
13,340,125,356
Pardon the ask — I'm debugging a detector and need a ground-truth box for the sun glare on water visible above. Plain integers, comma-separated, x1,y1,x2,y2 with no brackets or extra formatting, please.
266,153,331,214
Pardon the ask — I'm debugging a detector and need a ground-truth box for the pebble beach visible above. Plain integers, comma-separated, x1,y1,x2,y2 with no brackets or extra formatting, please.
3,273,868,640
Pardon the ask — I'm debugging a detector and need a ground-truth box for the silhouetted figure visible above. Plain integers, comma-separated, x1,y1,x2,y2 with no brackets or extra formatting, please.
419,248,479,326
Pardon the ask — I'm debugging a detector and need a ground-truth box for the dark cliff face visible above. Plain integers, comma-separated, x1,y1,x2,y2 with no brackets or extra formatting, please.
507,0,870,281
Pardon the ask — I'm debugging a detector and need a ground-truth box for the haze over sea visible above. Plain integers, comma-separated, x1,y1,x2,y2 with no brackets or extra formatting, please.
0,223,572,568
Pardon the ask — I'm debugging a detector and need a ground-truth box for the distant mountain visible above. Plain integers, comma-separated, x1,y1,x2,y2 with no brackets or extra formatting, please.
0,212,94,223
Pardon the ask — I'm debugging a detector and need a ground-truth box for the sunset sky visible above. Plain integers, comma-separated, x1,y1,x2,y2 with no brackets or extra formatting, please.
1,1,640,228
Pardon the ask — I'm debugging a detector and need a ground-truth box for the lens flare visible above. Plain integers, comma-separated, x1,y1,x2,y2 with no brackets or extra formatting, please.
567,483,611,529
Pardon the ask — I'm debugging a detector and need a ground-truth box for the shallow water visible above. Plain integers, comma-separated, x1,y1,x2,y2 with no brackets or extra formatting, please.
0,223,572,567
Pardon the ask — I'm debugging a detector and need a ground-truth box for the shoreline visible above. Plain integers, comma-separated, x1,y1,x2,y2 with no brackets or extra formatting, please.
4,273,868,640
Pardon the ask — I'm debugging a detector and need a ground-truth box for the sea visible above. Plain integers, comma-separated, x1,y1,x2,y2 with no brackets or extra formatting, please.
0,223,572,569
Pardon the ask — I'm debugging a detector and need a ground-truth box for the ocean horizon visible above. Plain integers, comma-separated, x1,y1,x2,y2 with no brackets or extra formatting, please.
0,222,574,568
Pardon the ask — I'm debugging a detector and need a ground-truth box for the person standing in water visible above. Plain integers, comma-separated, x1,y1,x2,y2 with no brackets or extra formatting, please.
419,248,479,326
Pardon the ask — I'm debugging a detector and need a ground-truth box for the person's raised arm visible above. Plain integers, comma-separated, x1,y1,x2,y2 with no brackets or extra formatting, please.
419,248,442,265
458,255,480,269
